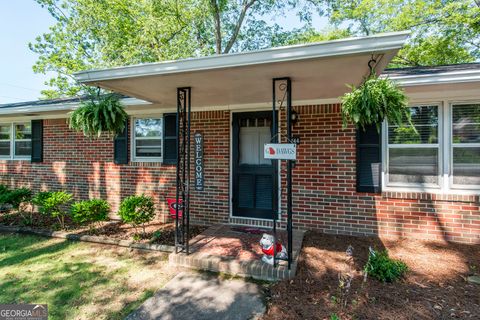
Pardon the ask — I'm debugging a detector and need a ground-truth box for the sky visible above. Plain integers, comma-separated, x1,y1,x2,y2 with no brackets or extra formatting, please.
0,1,326,105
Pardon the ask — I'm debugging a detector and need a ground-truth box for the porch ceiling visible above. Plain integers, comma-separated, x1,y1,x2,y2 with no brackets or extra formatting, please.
75,31,410,108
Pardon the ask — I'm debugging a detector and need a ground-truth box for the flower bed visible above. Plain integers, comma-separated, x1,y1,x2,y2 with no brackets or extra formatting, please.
0,211,207,250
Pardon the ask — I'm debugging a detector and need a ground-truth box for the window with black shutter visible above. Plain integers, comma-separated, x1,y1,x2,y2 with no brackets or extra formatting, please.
356,124,381,193
163,113,177,164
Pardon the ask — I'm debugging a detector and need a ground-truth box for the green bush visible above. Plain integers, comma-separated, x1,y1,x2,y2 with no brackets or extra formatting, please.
33,191,73,229
0,184,9,196
364,248,408,283
71,199,110,225
0,186,32,214
1,188,32,210
118,195,155,236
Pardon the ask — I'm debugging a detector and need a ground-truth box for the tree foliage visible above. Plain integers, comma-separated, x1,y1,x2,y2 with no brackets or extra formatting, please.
302,0,480,67
31,0,297,98
31,0,480,98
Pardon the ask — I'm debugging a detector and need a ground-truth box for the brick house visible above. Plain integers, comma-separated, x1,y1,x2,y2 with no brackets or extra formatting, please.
1,31,479,244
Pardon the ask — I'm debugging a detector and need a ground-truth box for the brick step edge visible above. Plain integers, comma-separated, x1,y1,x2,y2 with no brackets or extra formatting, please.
0,225,175,253
169,253,297,282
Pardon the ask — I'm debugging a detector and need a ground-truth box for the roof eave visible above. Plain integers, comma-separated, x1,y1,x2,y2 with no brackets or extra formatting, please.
386,70,480,86
0,97,150,116
75,31,411,84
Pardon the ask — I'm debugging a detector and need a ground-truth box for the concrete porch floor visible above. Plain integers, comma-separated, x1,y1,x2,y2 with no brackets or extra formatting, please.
168,224,305,281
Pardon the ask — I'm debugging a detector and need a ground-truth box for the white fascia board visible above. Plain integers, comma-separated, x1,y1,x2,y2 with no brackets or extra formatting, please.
74,31,410,83
0,97,150,116
386,69,480,86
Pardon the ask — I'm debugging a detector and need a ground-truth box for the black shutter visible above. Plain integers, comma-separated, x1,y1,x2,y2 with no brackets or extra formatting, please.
163,113,177,164
356,124,381,193
114,119,128,164
31,119,43,163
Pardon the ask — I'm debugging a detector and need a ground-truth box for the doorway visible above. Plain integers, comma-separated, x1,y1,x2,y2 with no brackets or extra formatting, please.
232,111,277,219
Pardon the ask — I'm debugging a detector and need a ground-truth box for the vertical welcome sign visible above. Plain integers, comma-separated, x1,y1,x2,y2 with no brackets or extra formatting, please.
194,132,204,191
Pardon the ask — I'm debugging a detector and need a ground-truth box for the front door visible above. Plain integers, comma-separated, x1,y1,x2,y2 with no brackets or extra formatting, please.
232,111,276,219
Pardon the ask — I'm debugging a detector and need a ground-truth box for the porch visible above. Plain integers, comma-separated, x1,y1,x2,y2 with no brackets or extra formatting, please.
169,224,305,281
74,32,410,279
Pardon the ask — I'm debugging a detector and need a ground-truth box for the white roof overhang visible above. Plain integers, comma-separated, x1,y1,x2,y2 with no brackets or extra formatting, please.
0,98,150,118
74,31,410,108
386,69,480,87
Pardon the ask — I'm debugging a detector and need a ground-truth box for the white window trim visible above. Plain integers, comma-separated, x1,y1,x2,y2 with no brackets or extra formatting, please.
0,122,31,161
131,115,163,163
449,101,480,190
384,103,443,189
382,100,480,194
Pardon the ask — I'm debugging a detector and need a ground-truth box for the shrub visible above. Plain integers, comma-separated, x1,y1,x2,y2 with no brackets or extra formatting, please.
0,186,33,218
71,199,110,226
364,248,408,283
0,187,33,211
0,184,9,196
33,191,73,229
118,195,155,236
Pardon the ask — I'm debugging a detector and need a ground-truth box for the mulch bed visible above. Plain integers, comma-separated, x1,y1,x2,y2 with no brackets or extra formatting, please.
0,212,207,246
263,231,480,320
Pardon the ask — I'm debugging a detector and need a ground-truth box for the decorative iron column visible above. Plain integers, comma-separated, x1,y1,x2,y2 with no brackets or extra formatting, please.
272,77,293,269
175,87,191,254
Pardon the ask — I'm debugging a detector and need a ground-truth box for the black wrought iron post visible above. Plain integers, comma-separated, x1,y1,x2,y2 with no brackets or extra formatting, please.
272,77,293,269
175,87,191,254
271,80,278,268
285,78,293,269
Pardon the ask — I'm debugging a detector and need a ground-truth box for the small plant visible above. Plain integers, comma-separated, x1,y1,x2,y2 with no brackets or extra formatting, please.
330,313,340,320
33,191,73,229
69,94,127,138
71,199,110,228
150,230,163,243
364,247,408,283
341,74,411,132
118,195,155,236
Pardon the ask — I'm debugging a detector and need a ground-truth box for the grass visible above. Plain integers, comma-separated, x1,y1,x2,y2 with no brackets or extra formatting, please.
0,233,174,319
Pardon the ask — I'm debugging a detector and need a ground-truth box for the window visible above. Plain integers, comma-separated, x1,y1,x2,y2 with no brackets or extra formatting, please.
133,117,163,161
14,123,32,157
386,105,440,186
0,124,10,157
451,103,480,188
0,123,31,160
383,101,480,193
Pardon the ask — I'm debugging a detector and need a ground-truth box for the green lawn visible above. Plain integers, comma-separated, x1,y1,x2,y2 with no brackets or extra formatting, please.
0,233,174,319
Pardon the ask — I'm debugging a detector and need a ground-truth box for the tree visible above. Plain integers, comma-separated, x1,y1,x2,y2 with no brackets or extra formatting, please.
30,0,296,98
302,0,480,67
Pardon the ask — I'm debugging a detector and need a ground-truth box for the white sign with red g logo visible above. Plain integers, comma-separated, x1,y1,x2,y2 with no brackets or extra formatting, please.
263,143,296,160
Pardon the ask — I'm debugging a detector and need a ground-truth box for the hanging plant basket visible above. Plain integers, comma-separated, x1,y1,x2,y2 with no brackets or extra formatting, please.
341,74,410,132
69,94,128,138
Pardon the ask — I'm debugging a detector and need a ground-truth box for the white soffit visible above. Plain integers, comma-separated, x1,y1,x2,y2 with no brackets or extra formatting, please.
74,31,410,107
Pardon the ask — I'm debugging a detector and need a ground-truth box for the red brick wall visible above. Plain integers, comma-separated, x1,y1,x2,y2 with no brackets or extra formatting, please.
279,104,479,244
0,106,478,243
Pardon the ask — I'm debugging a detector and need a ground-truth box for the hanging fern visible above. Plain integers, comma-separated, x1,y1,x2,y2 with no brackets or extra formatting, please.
69,94,128,138
341,75,411,132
